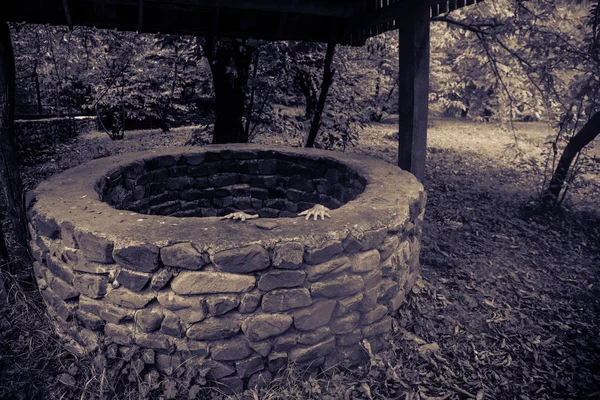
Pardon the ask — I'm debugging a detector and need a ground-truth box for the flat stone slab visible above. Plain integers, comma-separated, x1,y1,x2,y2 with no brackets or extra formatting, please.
171,271,256,295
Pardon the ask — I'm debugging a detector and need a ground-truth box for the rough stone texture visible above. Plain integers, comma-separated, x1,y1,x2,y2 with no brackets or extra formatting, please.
115,269,151,292
249,340,272,357
304,240,343,265
73,274,108,299
173,307,207,324
336,329,362,346
358,287,379,312
135,308,164,332
160,243,206,270
350,250,381,273
46,256,75,284
160,312,185,338
362,316,392,338
360,227,388,250
211,336,253,361
360,304,388,326
378,235,400,261
236,355,265,378
150,268,174,290
175,340,209,357
310,274,364,298
30,145,426,392
171,271,255,295
262,288,311,312
113,244,159,273
104,323,134,345
333,293,363,317
187,318,240,340
363,269,383,290
243,314,293,341
206,295,240,316
273,332,297,351
306,256,352,282
293,300,337,331
50,278,79,300
239,292,262,313
105,288,155,309
258,270,306,291
72,260,113,275
298,327,332,345
330,312,360,335
76,310,105,331
99,303,135,324
135,332,170,350
272,242,304,269
77,232,114,264
289,337,336,363
157,291,203,311
213,245,270,273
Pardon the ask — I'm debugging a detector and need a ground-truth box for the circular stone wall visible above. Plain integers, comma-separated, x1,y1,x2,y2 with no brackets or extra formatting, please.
28,144,426,393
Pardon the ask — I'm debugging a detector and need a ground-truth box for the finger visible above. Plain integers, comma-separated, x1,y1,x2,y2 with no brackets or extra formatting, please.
249,214,259,219
241,215,246,221
305,212,311,220
324,212,331,218
221,214,232,220
298,210,308,216
313,212,318,221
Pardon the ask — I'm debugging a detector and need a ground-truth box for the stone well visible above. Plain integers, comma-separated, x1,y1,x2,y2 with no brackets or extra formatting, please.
28,144,426,392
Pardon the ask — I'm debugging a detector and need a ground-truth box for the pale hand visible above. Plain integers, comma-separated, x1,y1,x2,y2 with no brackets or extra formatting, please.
298,204,331,220
221,211,259,222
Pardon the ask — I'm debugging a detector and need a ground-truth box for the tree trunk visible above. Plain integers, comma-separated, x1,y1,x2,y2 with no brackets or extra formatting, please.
542,111,600,207
202,38,255,144
294,71,318,119
0,22,30,268
305,41,336,148
160,47,179,133
0,218,9,263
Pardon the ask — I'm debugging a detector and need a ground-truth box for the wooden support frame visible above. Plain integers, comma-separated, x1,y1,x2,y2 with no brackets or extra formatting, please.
397,1,430,182
138,0,144,33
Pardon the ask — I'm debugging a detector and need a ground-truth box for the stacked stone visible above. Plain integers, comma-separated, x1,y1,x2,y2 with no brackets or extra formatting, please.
99,151,366,218
28,198,425,393
15,116,98,155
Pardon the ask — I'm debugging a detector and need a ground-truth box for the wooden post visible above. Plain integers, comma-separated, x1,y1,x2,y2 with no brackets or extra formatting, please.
397,1,430,182
0,22,30,268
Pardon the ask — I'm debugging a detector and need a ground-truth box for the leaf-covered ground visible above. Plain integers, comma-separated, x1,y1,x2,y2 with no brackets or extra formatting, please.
1,118,599,399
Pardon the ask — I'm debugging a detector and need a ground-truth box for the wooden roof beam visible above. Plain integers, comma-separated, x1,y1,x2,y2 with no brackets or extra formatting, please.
139,0,357,17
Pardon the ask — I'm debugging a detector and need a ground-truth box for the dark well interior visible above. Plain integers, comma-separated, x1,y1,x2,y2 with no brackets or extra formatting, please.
97,150,367,218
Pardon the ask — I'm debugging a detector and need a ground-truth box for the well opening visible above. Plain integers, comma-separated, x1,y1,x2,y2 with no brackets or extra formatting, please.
98,150,367,218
